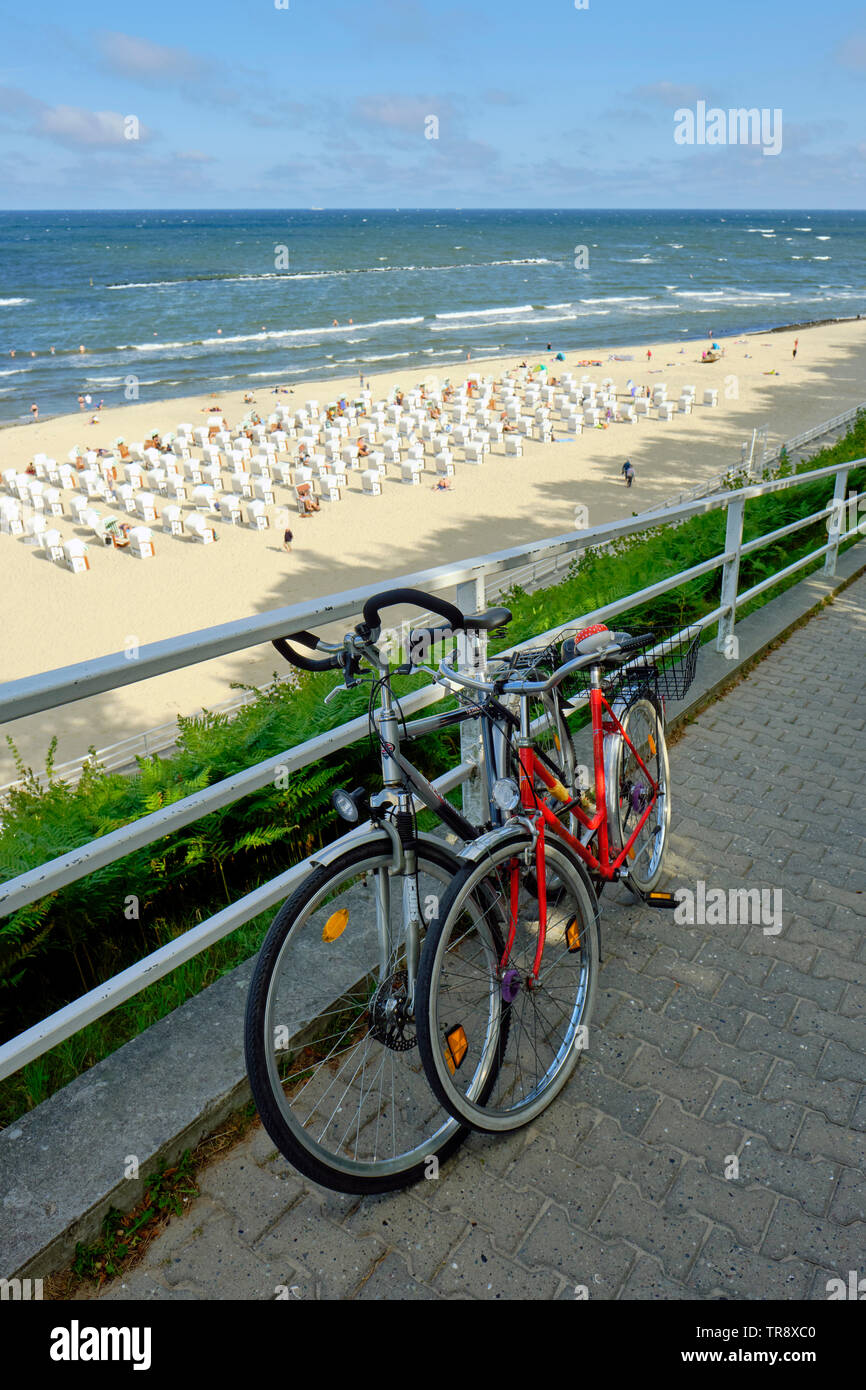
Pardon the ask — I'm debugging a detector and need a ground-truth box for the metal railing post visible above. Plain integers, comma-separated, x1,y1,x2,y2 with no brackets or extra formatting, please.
456,574,488,825
716,497,745,656
824,466,850,576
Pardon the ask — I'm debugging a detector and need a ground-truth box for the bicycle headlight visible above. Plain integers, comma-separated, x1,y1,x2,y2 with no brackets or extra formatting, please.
332,787,367,823
492,777,521,811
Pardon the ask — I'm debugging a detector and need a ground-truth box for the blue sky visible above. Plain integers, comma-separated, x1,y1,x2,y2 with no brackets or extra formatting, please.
0,0,864,208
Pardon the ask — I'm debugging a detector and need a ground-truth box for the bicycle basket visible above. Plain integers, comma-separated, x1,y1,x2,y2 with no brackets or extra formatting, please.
559,623,702,703
487,642,560,683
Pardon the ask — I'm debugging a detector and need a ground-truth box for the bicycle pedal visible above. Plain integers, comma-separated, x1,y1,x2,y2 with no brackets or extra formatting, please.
645,891,679,910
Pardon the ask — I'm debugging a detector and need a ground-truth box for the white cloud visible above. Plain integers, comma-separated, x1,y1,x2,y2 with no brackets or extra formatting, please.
95,30,203,84
35,105,149,148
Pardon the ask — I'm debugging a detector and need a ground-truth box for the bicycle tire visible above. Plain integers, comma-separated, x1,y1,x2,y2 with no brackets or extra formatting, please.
604,694,670,895
416,830,600,1133
245,836,469,1194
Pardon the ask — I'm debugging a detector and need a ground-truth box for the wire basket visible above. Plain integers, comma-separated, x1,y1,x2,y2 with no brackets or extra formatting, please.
560,624,702,704
488,643,560,682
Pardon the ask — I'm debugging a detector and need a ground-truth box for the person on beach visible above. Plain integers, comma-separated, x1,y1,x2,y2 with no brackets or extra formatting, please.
622,459,635,488
30,402,38,421
78,395,85,410
793,339,799,358
283,526,293,552
432,478,452,491
646,349,652,362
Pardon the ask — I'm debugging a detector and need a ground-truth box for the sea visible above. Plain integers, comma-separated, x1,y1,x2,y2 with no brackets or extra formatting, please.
0,208,864,425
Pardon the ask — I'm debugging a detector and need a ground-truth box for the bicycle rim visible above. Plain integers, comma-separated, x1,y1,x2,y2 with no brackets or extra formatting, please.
606,696,670,893
418,835,599,1133
244,838,466,1193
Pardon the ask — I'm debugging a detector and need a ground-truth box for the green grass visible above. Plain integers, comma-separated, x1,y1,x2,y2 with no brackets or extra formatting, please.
1,415,863,1126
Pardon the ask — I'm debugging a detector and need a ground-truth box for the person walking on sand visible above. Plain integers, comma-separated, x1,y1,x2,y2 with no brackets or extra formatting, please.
646,348,652,362
622,459,635,488
283,526,293,552
30,402,38,422
793,338,799,359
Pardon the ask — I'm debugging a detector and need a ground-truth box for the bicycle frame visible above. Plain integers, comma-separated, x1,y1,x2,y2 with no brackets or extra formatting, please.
503,680,660,978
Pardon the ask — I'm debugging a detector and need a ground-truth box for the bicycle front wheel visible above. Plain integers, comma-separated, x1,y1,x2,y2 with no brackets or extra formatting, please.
604,694,670,894
244,836,467,1194
416,831,600,1133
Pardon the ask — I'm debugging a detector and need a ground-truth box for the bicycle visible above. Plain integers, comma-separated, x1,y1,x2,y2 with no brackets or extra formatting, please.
244,586,552,1194
415,619,700,1134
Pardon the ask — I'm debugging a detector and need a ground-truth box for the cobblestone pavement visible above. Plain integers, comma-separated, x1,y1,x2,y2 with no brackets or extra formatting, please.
101,577,866,1301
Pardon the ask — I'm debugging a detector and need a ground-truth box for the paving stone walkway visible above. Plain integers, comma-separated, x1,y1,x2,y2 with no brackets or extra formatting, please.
100,576,866,1301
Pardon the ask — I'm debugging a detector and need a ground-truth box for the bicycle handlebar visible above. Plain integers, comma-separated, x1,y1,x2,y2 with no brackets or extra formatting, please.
358,587,464,639
272,633,343,673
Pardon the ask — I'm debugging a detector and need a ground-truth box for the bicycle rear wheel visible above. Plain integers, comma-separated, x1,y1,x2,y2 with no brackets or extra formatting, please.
416,831,600,1133
244,836,468,1193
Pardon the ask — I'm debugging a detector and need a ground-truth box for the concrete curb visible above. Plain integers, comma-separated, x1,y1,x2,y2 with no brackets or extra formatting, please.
2,539,864,1280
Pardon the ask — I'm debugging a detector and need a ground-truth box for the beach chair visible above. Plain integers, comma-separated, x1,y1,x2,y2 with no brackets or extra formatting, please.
162,505,185,537
193,485,217,513
63,538,90,573
224,497,243,525
677,396,692,415
635,397,651,417
383,440,401,465
186,513,217,544
462,443,484,465
318,477,342,502
658,402,675,421
245,499,269,530
129,527,155,558
368,451,386,476
504,435,523,457
435,452,454,477
135,492,158,522
24,512,47,543
400,462,422,485
703,389,719,407
38,526,61,562
44,487,64,518
361,470,382,496
619,405,637,424
253,477,275,506
406,443,425,465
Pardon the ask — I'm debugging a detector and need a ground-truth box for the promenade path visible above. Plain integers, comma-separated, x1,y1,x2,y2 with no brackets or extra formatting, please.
100,576,866,1301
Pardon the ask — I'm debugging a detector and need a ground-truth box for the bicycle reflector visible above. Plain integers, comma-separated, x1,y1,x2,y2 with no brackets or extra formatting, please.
444,1026,468,1074
331,787,368,823
492,777,520,811
322,907,349,942
566,916,582,952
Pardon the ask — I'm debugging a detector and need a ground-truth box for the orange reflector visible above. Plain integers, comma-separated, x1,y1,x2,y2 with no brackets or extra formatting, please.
322,907,349,942
444,1026,468,1074
648,734,657,756
566,916,582,952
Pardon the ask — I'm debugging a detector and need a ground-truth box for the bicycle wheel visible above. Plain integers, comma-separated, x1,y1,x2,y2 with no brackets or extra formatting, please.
604,694,670,894
416,831,600,1133
244,836,468,1194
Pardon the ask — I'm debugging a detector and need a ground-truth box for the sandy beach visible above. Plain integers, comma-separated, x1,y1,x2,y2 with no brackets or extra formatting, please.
2,316,865,785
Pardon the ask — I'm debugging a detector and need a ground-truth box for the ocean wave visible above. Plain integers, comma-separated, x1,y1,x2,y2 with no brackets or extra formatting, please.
580,295,652,304
0,297,32,307
434,305,534,319
0,366,31,376
816,236,831,241
105,258,560,291
128,316,425,351
625,257,656,263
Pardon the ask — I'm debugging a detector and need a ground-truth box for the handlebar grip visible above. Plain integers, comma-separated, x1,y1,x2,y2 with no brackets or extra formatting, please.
359,587,465,638
272,633,342,673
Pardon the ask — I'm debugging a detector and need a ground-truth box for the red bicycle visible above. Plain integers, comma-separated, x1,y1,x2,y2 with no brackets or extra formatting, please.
415,620,700,1132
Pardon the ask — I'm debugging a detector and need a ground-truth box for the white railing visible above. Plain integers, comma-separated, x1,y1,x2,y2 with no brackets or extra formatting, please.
0,457,863,1081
